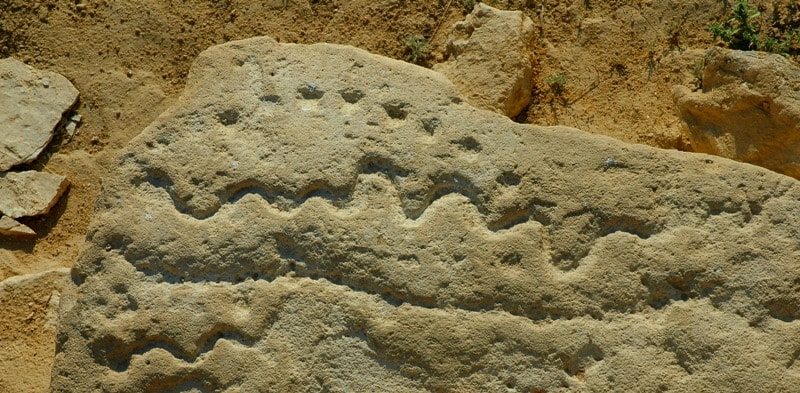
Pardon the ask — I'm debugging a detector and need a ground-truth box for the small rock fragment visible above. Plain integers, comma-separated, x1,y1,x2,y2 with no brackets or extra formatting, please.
0,57,79,171
0,171,69,218
64,113,82,142
0,215,35,237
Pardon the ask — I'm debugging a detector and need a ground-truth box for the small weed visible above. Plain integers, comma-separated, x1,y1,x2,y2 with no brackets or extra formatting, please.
404,36,429,64
709,0,800,58
546,73,568,97
709,0,761,50
667,14,689,52
460,0,477,12
646,40,659,78
691,59,705,90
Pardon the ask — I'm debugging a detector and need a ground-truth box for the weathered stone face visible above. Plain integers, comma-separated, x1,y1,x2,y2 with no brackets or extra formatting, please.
674,47,800,179
434,3,534,118
52,37,800,392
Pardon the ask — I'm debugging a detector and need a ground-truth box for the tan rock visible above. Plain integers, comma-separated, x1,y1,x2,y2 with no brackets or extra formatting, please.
52,37,800,392
674,47,800,178
0,216,35,237
433,3,534,118
0,171,69,219
0,268,70,393
0,58,79,171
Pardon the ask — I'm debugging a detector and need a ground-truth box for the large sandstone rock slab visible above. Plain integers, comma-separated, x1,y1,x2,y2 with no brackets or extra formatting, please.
52,37,800,392
434,4,534,118
0,58,79,171
674,47,800,178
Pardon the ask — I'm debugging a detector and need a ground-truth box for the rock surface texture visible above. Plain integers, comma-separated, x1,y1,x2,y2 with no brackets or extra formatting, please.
0,57,79,171
0,171,69,219
52,37,800,392
674,47,800,179
434,4,534,118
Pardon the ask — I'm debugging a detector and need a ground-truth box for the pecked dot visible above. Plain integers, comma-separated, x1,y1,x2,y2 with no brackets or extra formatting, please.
338,88,365,104
297,83,324,99
497,171,521,186
217,109,240,126
260,95,281,104
451,136,481,152
421,117,441,135
382,100,410,120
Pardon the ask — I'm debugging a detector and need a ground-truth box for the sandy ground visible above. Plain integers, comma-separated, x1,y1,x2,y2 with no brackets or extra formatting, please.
0,0,726,390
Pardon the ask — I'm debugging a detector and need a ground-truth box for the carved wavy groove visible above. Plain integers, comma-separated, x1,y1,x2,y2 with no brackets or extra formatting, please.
136,155,657,243
125,231,754,326
120,155,794,324
94,323,255,373
139,156,494,224
118,155,694,323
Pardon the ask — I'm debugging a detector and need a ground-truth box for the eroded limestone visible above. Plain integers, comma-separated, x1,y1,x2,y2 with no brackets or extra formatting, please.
51,37,800,392
674,47,800,179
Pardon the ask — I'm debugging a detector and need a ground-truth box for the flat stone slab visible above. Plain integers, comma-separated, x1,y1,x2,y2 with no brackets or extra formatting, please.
52,37,800,392
0,216,35,237
0,170,69,219
0,57,79,171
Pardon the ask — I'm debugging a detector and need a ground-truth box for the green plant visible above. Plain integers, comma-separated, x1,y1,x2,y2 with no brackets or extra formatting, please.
667,14,689,51
546,73,567,96
709,0,800,57
710,0,762,50
691,59,705,90
460,0,476,12
646,39,659,78
404,36,429,64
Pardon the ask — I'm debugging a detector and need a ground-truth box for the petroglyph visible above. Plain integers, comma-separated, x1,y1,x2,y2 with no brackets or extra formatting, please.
52,37,800,392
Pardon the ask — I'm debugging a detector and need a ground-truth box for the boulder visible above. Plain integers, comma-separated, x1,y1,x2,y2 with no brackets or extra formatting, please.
0,171,69,219
0,58,79,171
434,4,534,118
52,37,800,392
674,47,800,178
0,216,35,237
